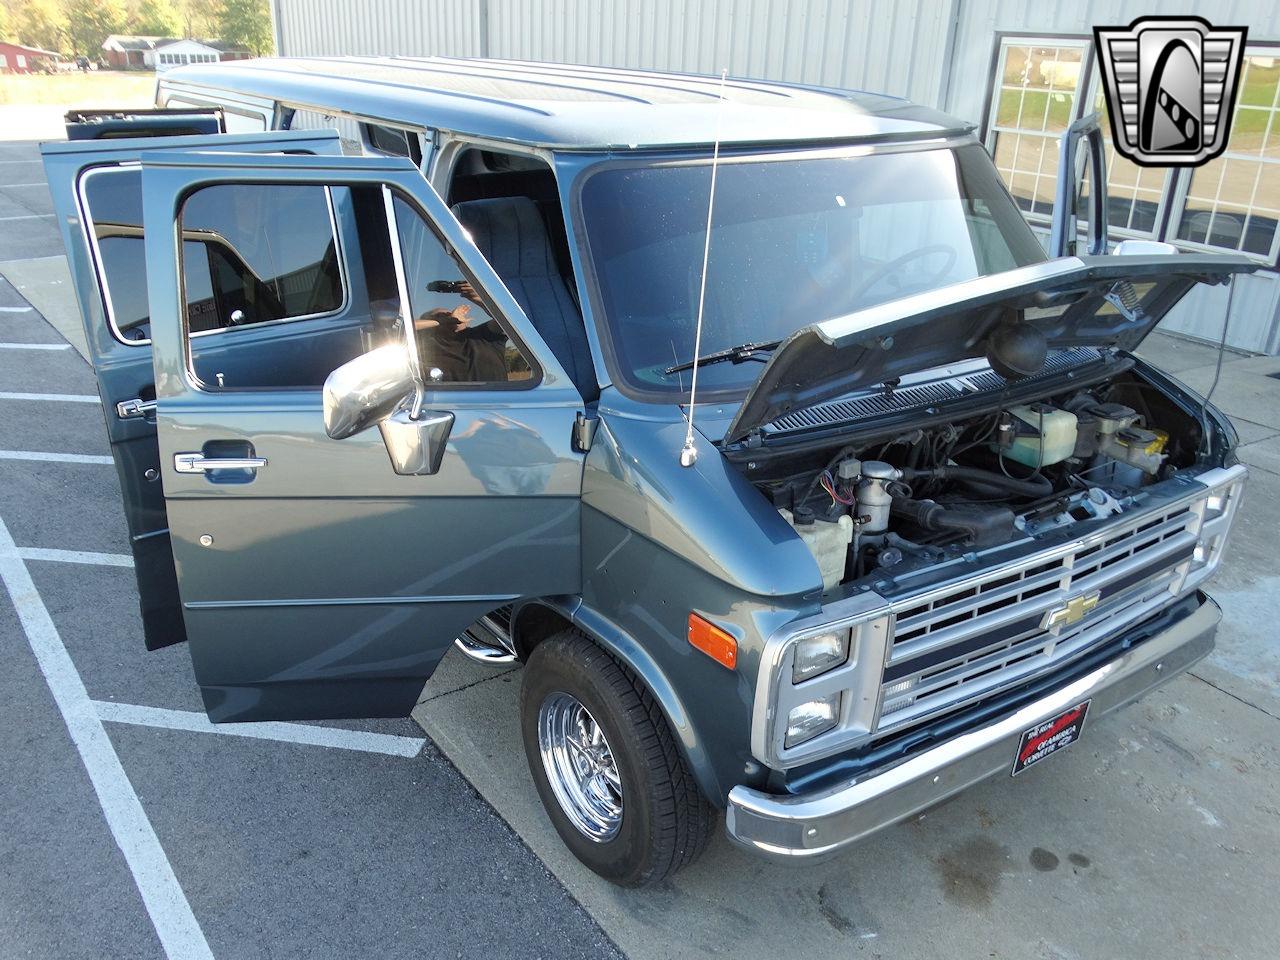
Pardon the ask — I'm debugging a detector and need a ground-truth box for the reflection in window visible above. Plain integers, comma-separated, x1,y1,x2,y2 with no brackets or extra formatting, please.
989,42,1087,218
179,184,343,332
391,195,532,384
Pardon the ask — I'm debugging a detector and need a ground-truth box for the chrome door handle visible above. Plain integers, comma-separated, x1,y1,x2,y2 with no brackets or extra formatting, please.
173,453,268,474
116,398,157,420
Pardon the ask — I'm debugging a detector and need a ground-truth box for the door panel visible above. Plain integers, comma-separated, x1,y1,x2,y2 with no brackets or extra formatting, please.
42,129,344,651
141,154,586,721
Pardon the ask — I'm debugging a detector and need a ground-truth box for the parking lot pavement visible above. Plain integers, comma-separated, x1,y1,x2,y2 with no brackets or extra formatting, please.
0,277,623,955
3,137,1279,960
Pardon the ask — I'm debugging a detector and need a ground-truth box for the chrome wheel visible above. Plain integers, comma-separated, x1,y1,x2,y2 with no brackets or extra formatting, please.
537,692,624,842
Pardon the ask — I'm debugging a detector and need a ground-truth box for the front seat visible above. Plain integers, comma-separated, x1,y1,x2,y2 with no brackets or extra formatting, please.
450,197,597,401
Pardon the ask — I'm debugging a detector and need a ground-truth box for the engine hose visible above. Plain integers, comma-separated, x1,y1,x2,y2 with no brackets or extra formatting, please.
900,465,1052,499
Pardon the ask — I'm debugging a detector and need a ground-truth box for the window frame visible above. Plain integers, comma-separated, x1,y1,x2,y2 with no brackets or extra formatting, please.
77,163,351,349
1163,43,1280,268
982,32,1280,271
983,34,1095,226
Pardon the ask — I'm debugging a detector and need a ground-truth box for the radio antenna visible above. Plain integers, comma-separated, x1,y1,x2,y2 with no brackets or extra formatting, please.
680,68,728,468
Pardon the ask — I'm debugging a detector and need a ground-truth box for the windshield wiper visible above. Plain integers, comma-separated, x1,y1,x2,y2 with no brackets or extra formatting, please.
664,339,782,375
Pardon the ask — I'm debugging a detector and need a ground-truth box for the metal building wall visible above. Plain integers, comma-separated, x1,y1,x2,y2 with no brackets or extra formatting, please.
271,0,957,107
271,0,485,59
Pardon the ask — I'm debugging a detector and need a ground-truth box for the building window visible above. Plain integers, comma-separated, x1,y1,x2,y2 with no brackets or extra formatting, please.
986,36,1280,265
1171,54,1280,260
987,40,1089,219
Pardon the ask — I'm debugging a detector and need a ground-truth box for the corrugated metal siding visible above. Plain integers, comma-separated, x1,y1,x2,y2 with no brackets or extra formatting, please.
272,0,955,106
273,0,484,59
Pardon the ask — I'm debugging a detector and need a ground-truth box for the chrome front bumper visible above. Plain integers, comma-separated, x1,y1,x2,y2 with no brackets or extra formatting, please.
725,595,1220,862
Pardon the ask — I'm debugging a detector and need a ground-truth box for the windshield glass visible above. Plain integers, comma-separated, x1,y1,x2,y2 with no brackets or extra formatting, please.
578,143,1046,398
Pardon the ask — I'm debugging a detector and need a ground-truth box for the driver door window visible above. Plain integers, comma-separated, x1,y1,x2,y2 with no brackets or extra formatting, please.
390,194,534,385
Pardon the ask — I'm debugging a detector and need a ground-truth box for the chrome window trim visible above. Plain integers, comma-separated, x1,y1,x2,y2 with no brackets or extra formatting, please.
78,166,351,350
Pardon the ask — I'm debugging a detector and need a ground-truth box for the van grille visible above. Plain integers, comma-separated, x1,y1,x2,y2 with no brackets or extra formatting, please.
875,499,1198,734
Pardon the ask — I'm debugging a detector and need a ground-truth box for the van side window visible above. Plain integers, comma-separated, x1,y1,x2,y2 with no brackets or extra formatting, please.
391,194,534,384
363,123,422,165
179,184,344,332
80,166,152,343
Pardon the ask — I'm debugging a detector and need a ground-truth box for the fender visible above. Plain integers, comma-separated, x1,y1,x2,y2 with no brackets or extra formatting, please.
534,595,726,804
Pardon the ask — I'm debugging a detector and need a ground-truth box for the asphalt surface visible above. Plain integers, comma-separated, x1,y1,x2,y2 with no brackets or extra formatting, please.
0,138,621,960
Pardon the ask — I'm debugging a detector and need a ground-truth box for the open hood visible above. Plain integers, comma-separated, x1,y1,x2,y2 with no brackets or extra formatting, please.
723,252,1257,446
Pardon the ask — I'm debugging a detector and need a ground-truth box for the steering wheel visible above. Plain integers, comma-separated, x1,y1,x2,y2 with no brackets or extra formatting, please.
848,244,958,305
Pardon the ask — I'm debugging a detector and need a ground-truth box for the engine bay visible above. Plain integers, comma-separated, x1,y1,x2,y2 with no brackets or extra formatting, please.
752,370,1210,592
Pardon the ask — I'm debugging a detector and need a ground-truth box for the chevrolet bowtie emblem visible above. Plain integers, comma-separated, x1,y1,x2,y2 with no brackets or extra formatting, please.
1042,591,1102,631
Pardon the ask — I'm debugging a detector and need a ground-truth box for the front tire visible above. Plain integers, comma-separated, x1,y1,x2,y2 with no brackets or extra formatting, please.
519,630,715,886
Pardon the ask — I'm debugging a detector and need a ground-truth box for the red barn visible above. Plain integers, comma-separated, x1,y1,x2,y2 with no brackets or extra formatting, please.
0,43,61,74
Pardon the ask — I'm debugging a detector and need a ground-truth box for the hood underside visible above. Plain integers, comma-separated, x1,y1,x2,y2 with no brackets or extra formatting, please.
723,253,1257,446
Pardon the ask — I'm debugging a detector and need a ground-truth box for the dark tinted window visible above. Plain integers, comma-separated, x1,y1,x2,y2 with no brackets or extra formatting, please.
81,167,151,342
364,123,422,164
82,172,345,343
578,144,1046,398
179,184,344,332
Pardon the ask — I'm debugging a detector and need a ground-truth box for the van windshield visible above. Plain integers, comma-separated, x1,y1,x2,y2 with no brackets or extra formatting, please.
577,143,1046,399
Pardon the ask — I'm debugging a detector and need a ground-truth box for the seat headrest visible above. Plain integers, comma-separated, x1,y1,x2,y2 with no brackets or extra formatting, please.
450,196,558,280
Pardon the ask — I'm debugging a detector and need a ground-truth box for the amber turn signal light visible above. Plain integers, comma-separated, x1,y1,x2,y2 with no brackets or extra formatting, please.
688,613,737,669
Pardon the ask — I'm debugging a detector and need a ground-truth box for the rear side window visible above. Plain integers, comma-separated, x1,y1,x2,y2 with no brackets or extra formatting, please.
80,166,152,343
178,183,344,332
80,169,344,346
363,123,422,165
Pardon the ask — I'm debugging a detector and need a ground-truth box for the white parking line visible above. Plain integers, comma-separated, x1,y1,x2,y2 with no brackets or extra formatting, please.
95,702,427,758
3,183,47,187
0,391,99,403
0,306,34,313
0,214,54,221
18,547,133,567
0,517,215,960
0,450,113,465
0,342,69,349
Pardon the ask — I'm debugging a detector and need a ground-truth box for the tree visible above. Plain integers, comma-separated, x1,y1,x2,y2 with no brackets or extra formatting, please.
0,3,12,43
65,0,126,57
177,0,217,39
216,0,271,56
131,0,182,37
13,0,69,53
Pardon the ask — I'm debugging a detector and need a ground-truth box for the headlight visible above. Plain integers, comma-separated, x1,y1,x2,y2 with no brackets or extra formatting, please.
784,694,841,747
751,594,894,769
792,629,850,682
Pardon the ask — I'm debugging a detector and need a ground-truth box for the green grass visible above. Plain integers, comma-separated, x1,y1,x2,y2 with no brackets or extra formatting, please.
0,71,156,107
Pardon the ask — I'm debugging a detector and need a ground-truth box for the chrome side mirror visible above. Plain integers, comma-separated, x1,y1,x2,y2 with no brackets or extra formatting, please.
322,344,415,440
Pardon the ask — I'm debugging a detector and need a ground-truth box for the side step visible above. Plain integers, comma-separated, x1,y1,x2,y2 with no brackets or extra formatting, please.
454,606,517,665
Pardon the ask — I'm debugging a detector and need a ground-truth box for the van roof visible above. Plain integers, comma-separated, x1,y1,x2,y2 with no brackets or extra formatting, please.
163,56,972,150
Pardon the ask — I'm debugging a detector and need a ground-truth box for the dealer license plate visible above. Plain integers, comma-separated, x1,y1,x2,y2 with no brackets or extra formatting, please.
1011,700,1091,776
